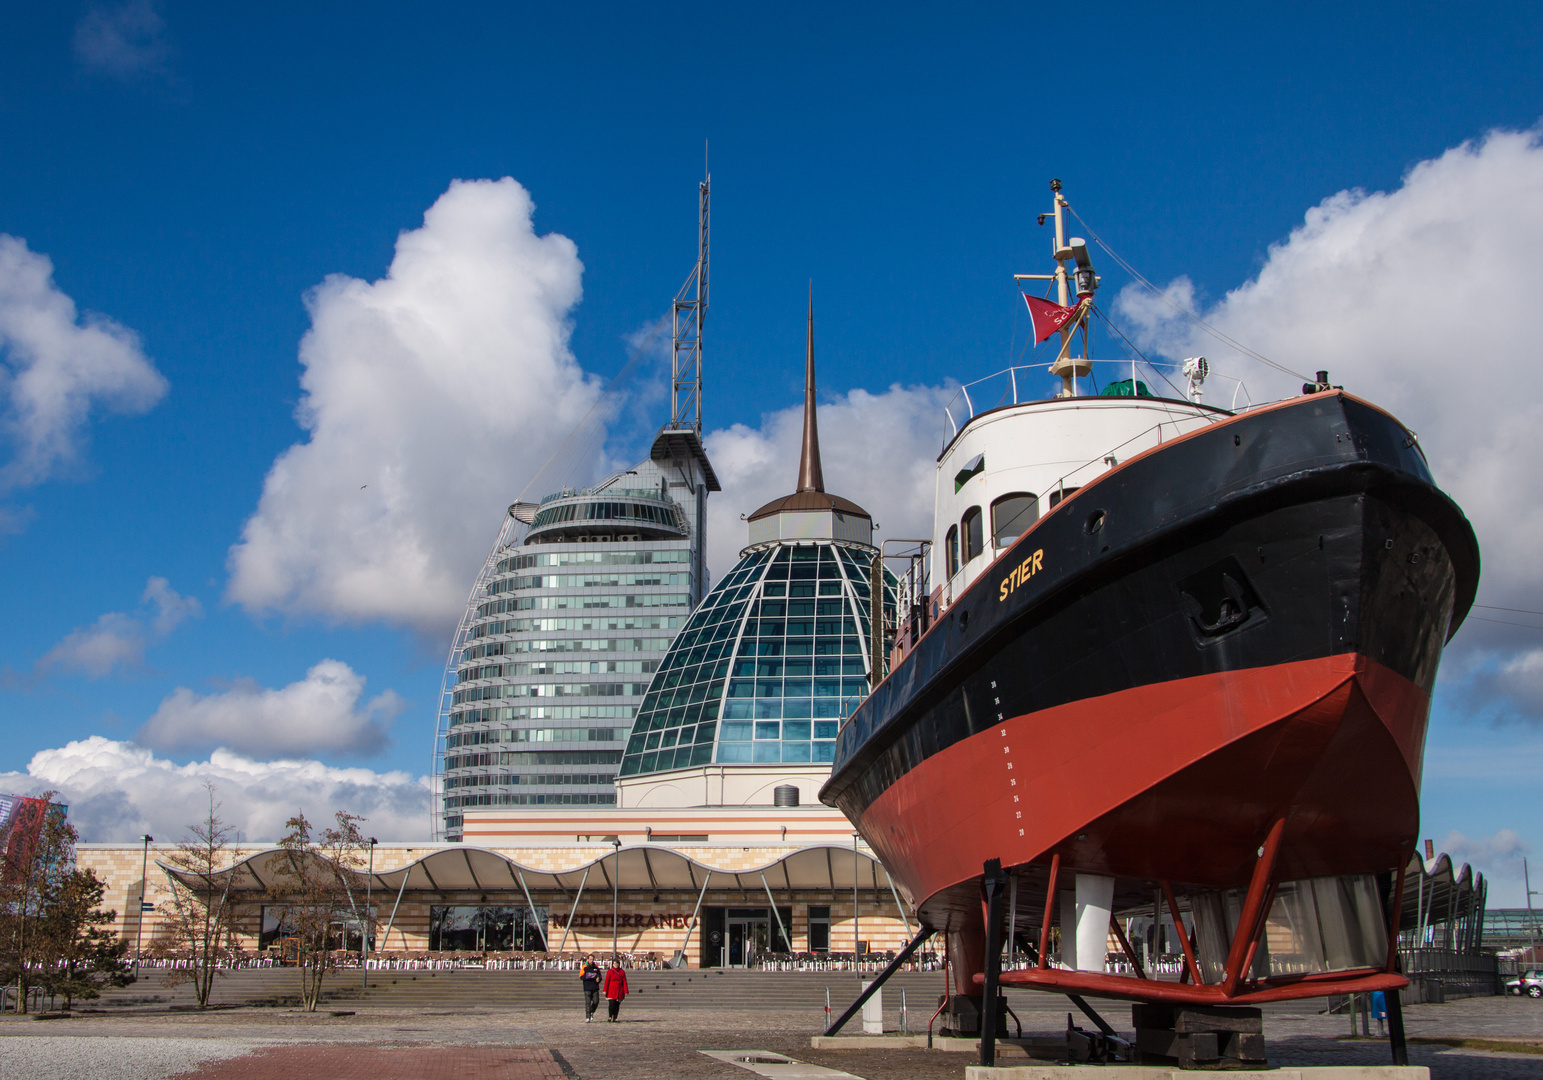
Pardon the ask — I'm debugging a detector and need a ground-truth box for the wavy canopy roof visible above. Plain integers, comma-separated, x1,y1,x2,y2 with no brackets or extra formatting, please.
1401,851,1486,925
160,843,899,898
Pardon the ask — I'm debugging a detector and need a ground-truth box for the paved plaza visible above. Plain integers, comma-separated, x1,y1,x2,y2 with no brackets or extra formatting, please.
0,972,1538,1079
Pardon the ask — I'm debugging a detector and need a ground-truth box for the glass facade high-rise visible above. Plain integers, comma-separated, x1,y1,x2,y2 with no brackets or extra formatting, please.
435,171,719,840
436,436,716,841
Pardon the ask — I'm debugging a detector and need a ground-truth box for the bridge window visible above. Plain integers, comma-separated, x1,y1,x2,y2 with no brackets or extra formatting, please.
945,526,960,579
991,493,1038,547
961,506,984,563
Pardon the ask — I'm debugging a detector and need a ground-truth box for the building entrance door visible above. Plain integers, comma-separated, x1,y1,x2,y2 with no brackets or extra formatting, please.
726,909,770,967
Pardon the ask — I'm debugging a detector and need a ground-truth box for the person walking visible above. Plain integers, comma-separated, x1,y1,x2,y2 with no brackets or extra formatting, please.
602,959,628,1022
580,955,602,1022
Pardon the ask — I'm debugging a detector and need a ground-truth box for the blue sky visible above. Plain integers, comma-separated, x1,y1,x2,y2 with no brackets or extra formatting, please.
2,2,1542,902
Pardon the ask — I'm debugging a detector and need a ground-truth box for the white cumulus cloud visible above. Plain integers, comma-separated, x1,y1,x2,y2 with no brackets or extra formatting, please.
1436,828,1531,882
703,383,954,579
0,236,166,493
36,576,201,679
0,736,427,843
1114,126,1543,718
138,659,402,758
226,178,601,637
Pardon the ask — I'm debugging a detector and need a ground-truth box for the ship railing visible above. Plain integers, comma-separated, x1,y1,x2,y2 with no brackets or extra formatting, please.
537,486,668,505
940,358,1253,446
884,547,933,662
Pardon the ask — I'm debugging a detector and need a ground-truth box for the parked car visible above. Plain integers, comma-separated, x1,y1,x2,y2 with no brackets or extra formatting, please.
1506,970,1543,997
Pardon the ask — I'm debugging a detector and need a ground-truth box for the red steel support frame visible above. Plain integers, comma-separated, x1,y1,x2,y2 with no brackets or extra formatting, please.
1160,878,1201,985
993,820,1413,1006
1221,818,1285,997
1237,881,1280,988
995,963,1405,1006
1109,915,1146,979
1384,857,1407,972
1178,922,1201,984
926,956,953,1049
1037,853,1060,970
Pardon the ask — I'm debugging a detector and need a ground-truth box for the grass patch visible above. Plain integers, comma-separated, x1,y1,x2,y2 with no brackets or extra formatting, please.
1409,1036,1543,1056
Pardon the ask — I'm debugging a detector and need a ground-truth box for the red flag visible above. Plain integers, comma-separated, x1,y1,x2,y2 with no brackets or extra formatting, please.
1022,294,1083,343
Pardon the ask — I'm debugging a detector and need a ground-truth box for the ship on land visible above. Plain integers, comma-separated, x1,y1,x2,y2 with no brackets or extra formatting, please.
820,181,1479,1020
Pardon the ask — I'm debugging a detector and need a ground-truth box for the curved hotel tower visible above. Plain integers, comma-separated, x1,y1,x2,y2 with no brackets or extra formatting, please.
435,176,718,841
439,450,715,839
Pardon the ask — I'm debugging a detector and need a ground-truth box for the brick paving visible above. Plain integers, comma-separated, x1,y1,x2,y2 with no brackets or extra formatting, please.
169,1046,567,1079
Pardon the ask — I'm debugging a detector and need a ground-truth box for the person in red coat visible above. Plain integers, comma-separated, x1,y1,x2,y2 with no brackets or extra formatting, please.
602,960,628,1022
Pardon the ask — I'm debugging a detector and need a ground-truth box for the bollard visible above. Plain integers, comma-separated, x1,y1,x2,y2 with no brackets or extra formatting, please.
860,980,883,1034
825,987,831,1030
900,987,908,1035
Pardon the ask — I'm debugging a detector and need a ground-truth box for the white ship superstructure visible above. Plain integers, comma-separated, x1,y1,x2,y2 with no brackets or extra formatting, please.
930,181,1219,609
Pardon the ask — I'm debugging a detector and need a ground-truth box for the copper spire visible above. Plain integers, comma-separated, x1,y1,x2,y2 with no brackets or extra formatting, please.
796,285,825,493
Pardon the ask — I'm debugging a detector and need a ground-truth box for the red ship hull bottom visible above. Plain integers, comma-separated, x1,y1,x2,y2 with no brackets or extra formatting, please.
990,965,1408,1007
855,653,1426,1002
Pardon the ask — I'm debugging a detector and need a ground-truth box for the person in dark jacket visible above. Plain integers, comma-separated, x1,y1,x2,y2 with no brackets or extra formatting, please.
580,955,602,1022
602,960,628,1021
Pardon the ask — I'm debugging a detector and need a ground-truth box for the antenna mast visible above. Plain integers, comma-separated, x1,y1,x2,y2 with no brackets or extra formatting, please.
671,167,709,434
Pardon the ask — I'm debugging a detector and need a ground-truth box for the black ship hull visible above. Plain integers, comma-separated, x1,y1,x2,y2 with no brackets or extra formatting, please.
820,391,1478,1005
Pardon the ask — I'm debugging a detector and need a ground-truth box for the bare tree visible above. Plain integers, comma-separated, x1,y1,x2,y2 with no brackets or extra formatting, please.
268,809,371,1012
160,783,240,1007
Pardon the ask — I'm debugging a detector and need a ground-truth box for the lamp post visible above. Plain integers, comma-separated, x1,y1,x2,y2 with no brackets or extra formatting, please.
1526,858,1539,960
609,836,622,964
134,834,153,978
852,832,860,973
362,838,377,989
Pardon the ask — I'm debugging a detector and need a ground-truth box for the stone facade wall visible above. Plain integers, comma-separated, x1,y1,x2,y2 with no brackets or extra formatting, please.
75,844,916,967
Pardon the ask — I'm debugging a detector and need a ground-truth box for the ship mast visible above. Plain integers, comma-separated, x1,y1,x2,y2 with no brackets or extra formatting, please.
1018,179,1098,397
1052,178,1070,309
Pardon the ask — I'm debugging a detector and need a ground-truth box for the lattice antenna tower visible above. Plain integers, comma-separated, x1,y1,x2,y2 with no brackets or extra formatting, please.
671,168,709,433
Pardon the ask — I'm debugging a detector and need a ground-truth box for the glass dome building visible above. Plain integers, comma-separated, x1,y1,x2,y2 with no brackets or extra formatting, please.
618,541,885,777
617,300,895,805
